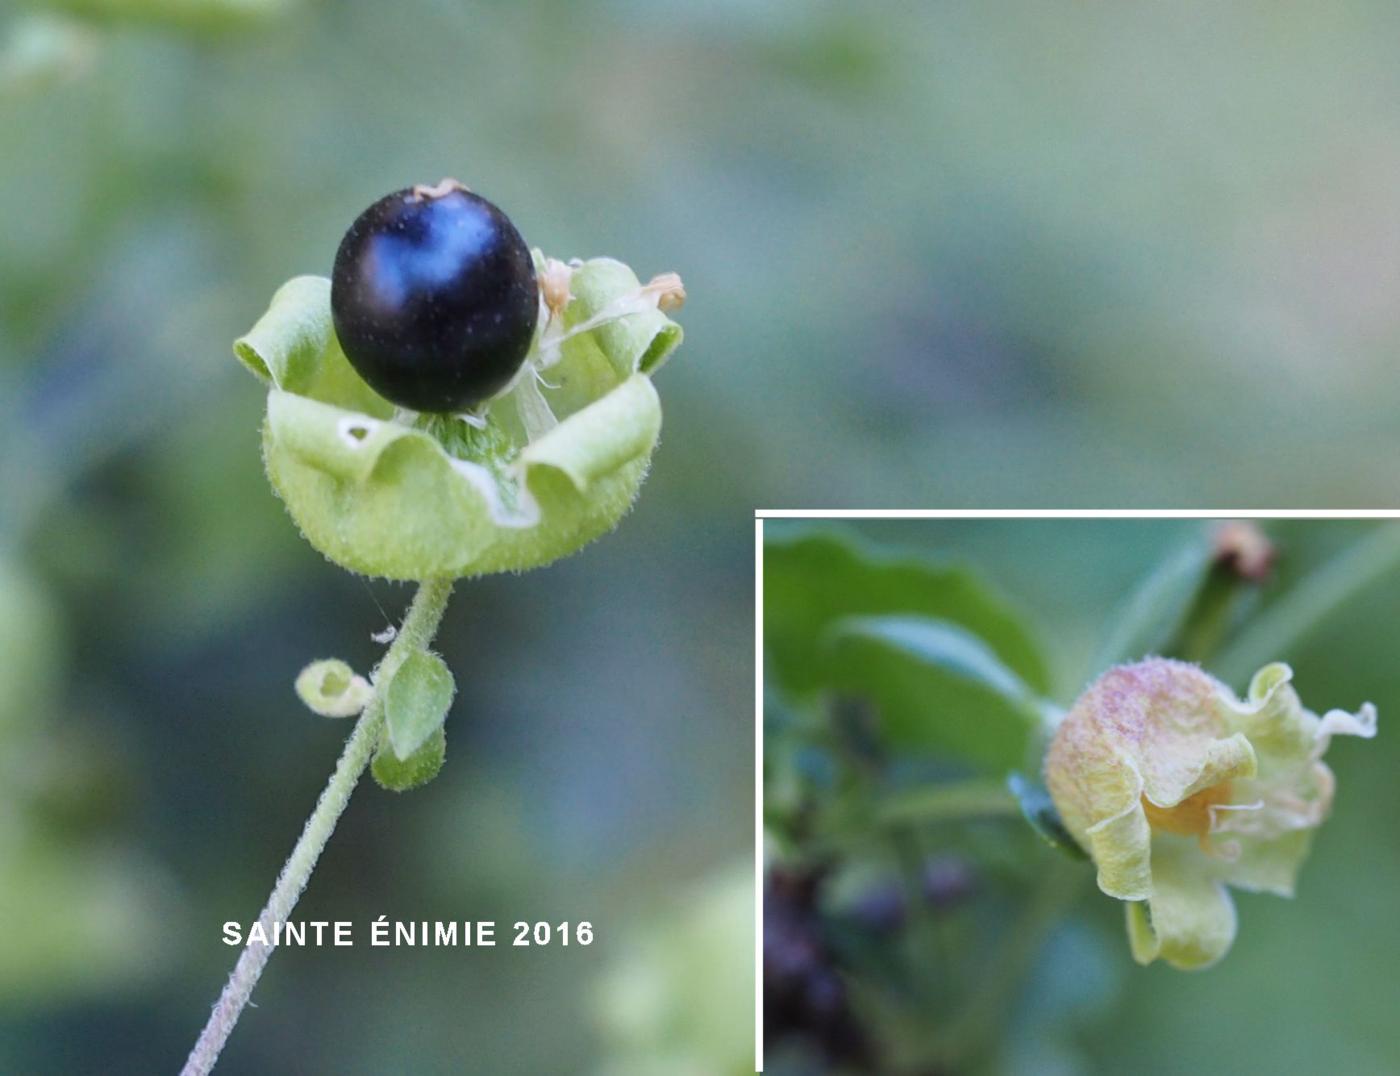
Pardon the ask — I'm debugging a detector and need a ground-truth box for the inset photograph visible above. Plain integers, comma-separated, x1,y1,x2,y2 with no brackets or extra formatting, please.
761,516,1393,1074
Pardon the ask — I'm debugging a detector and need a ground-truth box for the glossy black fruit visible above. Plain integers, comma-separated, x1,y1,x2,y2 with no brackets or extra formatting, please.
330,182,539,412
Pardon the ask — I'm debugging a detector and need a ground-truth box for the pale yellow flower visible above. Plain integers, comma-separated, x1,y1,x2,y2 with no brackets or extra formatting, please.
1045,658,1375,969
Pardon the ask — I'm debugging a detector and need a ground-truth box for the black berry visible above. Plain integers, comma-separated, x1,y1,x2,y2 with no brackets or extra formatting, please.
330,182,539,412
764,867,873,1068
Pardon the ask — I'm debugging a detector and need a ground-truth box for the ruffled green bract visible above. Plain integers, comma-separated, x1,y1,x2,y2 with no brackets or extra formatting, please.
234,257,683,580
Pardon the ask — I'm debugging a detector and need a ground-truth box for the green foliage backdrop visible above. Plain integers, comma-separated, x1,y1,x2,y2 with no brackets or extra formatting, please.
765,519,1400,1075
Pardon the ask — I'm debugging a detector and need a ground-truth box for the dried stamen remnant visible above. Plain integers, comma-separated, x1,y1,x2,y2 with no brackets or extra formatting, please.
540,257,574,319
643,271,686,311
410,177,469,200
1212,521,1275,581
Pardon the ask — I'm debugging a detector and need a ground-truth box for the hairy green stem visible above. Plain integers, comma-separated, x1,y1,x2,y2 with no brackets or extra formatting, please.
1215,524,1400,686
181,577,454,1076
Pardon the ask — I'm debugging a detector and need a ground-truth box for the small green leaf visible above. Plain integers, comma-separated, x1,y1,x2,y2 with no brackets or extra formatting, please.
1008,773,1087,859
764,529,1049,698
371,726,445,792
383,651,455,760
824,615,1043,772
294,658,372,718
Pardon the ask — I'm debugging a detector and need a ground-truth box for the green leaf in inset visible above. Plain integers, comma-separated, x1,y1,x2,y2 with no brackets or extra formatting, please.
383,650,455,760
371,726,445,792
1008,772,1087,859
764,530,1049,699
824,615,1043,772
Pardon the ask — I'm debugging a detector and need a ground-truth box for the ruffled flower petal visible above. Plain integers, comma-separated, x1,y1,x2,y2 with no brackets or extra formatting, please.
1046,657,1374,969
1126,840,1237,970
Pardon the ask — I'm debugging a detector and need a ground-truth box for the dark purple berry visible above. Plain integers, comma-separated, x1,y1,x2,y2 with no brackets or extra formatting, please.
764,867,873,1067
850,881,907,934
922,856,975,910
330,181,539,412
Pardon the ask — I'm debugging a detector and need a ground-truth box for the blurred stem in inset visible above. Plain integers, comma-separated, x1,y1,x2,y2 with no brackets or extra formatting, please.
180,577,454,1076
926,856,1084,1070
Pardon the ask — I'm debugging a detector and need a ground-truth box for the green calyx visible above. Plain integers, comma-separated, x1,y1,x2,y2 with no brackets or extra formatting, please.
234,256,684,581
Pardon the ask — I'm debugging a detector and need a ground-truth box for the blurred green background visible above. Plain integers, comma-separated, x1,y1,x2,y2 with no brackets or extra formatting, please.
4,0,1400,1071
763,518,1400,1075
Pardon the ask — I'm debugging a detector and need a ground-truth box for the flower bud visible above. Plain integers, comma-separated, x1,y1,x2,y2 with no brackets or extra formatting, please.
294,658,372,718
